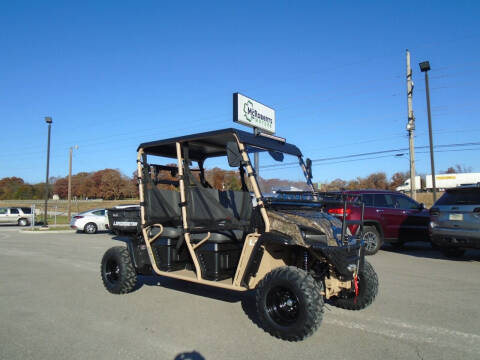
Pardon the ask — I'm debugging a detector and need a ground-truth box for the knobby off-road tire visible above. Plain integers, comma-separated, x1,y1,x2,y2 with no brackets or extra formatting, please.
331,260,378,310
101,246,137,294
256,266,324,341
362,226,382,255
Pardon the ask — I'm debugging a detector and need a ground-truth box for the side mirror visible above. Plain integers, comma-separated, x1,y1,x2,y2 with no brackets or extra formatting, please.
306,158,313,180
418,203,425,210
268,150,284,162
226,141,242,167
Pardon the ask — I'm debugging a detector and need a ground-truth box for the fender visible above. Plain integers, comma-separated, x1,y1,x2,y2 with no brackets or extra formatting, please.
125,235,152,274
241,231,299,287
362,220,384,238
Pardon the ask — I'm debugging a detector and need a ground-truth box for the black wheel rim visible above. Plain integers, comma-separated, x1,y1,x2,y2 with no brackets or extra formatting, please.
265,286,300,326
105,259,120,285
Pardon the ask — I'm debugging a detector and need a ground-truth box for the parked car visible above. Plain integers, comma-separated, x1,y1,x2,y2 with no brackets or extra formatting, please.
0,207,33,226
70,208,109,234
322,190,430,255
429,184,480,257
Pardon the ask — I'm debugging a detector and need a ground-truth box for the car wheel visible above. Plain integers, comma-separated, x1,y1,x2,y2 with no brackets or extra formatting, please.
331,260,379,310
441,247,465,258
18,218,29,227
84,222,97,234
362,226,382,255
256,266,324,341
101,246,137,294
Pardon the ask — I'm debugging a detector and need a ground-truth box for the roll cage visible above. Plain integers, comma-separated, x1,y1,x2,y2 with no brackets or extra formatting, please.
136,128,314,291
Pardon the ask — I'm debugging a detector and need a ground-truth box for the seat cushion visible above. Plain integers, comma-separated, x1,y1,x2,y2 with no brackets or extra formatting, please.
149,226,182,238
190,230,244,243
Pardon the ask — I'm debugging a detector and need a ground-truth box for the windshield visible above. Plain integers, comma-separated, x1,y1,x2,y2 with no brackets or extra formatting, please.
247,148,312,197
436,189,480,205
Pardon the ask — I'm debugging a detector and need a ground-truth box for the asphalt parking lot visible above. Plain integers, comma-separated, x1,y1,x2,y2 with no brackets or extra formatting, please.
1,226,479,360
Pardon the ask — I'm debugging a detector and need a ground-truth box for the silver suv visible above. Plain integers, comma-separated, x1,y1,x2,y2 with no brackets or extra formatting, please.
429,184,480,257
0,207,33,226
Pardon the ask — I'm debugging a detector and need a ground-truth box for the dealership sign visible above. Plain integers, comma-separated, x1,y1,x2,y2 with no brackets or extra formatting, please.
233,93,276,134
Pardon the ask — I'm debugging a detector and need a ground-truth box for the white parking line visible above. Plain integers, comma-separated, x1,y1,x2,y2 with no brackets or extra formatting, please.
325,315,480,354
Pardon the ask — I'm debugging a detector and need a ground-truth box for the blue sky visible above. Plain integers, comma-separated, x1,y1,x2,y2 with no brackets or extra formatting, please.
1,0,479,185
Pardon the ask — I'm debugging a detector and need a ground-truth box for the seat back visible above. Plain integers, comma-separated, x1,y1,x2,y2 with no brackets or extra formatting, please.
218,190,253,224
144,179,182,226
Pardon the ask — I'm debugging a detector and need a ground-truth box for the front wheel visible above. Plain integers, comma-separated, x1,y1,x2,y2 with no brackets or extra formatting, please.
331,260,378,310
101,246,137,294
18,218,29,226
362,226,382,255
256,266,324,341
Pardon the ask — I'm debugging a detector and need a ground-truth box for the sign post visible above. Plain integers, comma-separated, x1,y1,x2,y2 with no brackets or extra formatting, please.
233,93,276,176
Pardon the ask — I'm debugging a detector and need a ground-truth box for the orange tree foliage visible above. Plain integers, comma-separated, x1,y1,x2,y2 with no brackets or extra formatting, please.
52,169,137,200
2,163,471,200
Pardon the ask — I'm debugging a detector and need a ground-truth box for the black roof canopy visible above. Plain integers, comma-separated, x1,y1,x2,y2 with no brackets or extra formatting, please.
138,128,302,161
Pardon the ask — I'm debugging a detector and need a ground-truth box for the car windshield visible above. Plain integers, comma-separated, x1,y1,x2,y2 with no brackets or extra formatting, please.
435,189,480,205
246,148,311,198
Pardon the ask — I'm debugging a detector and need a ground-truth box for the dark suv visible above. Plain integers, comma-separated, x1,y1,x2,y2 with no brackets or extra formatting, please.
429,184,480,257
323,190,430,255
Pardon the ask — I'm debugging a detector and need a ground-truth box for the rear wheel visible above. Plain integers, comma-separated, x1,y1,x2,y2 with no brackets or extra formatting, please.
362,226,382,255
256,266,324,341
331,260,378,310
101,246,137,294
84,222,97,234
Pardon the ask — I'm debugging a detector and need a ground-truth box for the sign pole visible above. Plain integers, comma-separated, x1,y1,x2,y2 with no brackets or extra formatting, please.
254,127,260,177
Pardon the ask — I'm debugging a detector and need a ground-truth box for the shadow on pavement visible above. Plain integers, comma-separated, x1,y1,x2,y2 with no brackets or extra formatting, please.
134,274,243,303
135,274,261,330
110,232,262,327
174,351,205,360
381,241,480,262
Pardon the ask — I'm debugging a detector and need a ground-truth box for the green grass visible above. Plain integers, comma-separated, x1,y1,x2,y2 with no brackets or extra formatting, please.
42,215,70,225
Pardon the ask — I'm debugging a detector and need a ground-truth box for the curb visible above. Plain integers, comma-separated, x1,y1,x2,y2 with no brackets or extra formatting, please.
20,229,77,234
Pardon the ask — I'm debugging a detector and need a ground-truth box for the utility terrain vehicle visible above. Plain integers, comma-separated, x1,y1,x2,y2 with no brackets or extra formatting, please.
101,128,378,341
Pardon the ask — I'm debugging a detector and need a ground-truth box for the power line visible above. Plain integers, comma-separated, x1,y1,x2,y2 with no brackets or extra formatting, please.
260,141,480,170
258,146,480,173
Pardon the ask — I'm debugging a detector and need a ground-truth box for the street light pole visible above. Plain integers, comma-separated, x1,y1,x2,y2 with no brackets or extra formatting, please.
43,117,53,226
67,145,78,221
419,61,437,202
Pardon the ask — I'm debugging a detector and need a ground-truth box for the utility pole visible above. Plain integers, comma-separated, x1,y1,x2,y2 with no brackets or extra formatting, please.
406,50,416,200
67,145,78,221
43,117,53,227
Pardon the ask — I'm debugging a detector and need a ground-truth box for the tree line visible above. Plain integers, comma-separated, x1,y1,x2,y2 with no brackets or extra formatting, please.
320,164,472,191
0,169,137,200
0,164,471,200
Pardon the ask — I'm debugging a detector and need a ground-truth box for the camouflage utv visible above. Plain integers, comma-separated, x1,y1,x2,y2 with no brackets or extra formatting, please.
100,128,378,341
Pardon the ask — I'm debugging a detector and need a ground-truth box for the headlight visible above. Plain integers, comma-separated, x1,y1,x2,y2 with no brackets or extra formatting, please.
347,264,357,272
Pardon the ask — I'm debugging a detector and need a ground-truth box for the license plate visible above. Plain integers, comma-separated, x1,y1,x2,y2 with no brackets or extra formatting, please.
449,213,463,221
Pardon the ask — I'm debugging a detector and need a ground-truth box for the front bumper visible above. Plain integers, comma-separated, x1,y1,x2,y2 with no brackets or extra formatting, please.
430,227,480,249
